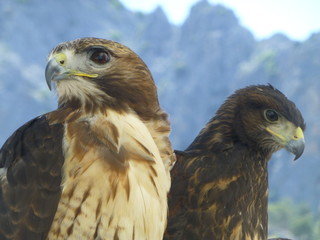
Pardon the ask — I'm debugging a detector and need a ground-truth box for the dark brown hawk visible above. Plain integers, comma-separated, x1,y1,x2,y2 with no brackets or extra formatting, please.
164,85,305,240
0,38,175,240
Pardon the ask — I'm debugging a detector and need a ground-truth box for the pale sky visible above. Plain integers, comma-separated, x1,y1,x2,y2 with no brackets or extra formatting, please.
120,0,320,41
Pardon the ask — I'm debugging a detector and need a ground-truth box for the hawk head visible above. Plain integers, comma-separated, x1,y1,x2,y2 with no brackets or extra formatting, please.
221,84,306,160
45,38,159,119
190,84,305,160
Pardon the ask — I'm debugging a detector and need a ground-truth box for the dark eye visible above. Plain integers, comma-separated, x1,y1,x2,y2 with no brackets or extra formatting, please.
265,109,279,122
90,50,110,64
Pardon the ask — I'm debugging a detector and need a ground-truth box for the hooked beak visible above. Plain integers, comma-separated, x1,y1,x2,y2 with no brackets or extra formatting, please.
285,127,305,160
266,125,305,160
45,53,98,90
45,57,67,90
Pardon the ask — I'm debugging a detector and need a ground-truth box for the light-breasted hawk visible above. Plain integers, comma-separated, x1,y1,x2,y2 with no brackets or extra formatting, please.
0,38,175,240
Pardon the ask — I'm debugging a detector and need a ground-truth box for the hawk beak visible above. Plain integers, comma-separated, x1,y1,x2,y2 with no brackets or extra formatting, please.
266,125,305,161
45,53,98,90
45,57,67,90
285,127,305,161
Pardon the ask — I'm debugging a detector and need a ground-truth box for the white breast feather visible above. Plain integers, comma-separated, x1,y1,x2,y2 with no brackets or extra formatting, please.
47,110,169,240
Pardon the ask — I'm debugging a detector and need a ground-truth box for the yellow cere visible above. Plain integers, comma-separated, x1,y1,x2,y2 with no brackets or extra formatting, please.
53,53,98,78
293,127,304,140
54,53,67,65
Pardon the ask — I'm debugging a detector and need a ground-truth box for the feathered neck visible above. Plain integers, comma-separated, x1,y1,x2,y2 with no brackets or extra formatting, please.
186,97,238,153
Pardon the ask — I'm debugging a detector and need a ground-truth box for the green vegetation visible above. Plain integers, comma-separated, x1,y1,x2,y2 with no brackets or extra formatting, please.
258,50,279,79
269,198,320,240
109,30,122,42
110,0,124,10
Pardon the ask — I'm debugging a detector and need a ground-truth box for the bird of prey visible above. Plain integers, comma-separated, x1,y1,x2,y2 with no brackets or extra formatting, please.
0,38,175,240
164,85,305,240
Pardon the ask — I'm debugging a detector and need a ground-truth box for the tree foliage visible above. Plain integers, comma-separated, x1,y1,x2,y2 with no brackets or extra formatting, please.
269,198,320,240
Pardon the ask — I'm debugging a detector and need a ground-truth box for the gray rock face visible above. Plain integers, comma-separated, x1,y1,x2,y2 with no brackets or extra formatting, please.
0,0,319,225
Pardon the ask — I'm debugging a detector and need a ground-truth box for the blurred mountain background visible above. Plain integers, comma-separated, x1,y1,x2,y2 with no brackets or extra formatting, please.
0,0,319,238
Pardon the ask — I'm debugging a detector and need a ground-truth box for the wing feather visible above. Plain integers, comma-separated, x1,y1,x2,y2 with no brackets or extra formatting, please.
0,114,64,240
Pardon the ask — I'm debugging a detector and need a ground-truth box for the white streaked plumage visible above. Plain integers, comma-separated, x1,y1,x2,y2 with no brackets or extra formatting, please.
47,110,169,240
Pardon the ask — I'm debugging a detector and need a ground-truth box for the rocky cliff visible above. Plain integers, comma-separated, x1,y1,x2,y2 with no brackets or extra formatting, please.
0,0,319,235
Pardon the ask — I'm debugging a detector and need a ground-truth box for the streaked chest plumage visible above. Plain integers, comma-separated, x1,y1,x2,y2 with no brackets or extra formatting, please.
47,110,169,240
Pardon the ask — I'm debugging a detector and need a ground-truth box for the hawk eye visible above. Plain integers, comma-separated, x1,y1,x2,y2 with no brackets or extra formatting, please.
264,109,279,122
89,49,110,65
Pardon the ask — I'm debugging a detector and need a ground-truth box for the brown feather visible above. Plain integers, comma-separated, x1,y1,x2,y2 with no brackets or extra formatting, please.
0,115,64,240
164,85,305,240
1,38,175,240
